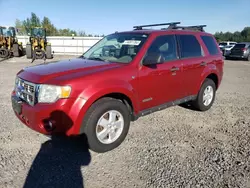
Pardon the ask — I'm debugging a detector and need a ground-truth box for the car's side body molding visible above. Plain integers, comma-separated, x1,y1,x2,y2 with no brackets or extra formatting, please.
133,95,197,120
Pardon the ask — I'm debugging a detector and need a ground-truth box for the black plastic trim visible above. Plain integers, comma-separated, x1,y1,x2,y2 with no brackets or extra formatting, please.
132,95,197,121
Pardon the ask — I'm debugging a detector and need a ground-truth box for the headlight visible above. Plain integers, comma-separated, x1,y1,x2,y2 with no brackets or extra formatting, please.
38,85,71,103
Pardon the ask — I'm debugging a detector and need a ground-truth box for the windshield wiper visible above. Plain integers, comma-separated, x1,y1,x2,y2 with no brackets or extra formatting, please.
87,57,111,62
88,57,104,61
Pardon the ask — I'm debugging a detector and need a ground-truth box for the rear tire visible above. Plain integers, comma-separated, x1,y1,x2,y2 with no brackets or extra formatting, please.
13,43,20,57
81,97,131,153
247,55,250,61
192,78,216,111
0,48,9,58
26,44,32,59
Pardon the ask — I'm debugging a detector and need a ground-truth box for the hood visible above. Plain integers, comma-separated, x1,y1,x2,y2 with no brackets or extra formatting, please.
17,58,124,83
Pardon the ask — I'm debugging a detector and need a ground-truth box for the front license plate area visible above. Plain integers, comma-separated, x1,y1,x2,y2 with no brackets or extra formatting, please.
12,96,22,115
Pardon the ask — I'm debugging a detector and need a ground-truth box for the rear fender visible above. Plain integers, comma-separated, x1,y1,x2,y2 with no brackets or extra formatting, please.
197,64,219,94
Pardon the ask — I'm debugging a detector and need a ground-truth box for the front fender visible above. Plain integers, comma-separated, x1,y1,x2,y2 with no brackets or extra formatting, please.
71,79,139,134
81,79,138,111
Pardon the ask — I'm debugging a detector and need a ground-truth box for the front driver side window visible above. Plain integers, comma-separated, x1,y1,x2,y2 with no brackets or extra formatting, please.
144,35,178,63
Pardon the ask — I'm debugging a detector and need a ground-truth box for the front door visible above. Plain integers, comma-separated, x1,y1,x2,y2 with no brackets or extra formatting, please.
137,34,184,111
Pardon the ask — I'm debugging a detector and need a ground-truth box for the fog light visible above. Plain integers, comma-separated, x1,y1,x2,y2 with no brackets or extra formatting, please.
43,120,55,132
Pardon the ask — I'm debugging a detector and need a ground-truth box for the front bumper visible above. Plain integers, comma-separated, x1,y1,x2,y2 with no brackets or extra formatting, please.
11,91,85,136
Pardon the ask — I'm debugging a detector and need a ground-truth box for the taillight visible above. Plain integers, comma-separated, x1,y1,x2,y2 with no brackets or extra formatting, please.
242,48,247,52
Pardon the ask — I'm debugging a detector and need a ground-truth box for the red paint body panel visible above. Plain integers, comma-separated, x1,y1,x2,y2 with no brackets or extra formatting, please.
11,29,224,136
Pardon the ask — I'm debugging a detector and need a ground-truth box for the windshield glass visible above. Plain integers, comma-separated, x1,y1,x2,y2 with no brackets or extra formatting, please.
2,27,14,37
82,33,149,63
31,28,45,37
219,42,227,46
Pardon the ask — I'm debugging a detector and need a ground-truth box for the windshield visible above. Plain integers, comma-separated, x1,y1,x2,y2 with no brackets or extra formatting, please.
2,27,14,37
81,33,149,63
31,28,45,37
219,42,227,46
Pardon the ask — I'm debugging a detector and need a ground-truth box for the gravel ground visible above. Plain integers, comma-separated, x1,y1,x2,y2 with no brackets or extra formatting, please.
0,56,250,188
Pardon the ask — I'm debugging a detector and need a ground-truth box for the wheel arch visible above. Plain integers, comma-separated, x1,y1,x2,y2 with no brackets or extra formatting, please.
199,65,220,93
72,87,139,135
206,73,219,89
91,92,135,117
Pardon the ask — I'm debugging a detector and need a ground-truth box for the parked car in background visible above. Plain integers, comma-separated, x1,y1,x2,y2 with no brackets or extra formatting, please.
226,42,250,61
222,44,236,56
218,41,237,50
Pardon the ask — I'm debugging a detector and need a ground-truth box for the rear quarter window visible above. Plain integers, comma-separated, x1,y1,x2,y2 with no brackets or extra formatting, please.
178,34,203,58
201,35,220,55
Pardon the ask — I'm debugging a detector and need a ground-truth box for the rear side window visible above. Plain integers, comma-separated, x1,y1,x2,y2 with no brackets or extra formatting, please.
201,35,220,55
178,35,203,58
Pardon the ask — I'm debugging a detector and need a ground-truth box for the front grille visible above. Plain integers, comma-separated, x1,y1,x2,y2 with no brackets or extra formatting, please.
15,77,37,106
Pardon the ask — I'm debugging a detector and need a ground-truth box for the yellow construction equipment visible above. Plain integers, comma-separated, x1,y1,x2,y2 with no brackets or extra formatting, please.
0,26,24,58
26,27,52,62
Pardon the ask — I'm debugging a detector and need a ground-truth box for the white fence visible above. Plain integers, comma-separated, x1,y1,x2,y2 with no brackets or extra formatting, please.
16,36,103,55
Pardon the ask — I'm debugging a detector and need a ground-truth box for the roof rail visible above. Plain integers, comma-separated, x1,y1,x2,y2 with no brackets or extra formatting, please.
171,25,207,32
133,22,181,30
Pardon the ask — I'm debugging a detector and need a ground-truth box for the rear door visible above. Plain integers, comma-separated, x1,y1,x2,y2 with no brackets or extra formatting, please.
137,34,184,110
176,34,207,96
200,34,224,71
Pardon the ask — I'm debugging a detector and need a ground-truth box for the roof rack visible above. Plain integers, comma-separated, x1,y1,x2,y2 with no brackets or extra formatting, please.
133,22,206,32
171,25,207,32
133,22,181,30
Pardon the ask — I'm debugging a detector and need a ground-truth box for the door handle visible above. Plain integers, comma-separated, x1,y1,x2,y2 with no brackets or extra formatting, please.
200,61,207,66
170,67,180,72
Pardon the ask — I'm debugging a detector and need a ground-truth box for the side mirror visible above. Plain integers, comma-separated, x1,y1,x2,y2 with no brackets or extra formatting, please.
142,52,163,66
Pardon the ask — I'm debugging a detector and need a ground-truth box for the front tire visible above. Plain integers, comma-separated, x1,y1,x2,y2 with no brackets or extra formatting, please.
13,43,20,57
192,78,216,111
26,44,32,59
81,97,131,153
46,45,53,59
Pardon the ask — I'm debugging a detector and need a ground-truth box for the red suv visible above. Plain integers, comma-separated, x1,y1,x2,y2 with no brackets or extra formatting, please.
11,22,224,153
